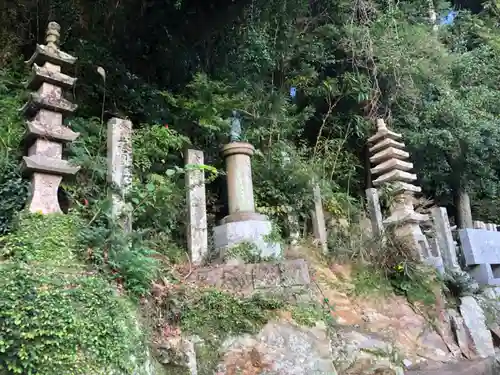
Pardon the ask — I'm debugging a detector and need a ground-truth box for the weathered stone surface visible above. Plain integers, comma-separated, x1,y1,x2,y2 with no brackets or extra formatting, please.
25,44,77,71
217,321,336,374
185,149,208,265
154,336,197,374
370,158,414,175
366,188,384,238
26,116,79,142
28,138,62,158
23,154,80,175
369,137,405,153
406,358,500,375
222,142,256,215
188,259,310,296
459,296,495,358
459,228,500,265
311,183,328,254
370,147,410,165
372,169,417,186
447,309,475,359
107,117,133,230
21,91,77,117
368,119,403,144
28,63,77,90
26,172,63,214
214,219,282,259
431,207,460,271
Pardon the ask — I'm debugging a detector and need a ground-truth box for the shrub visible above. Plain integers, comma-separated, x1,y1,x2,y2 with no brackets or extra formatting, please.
0,263,146,375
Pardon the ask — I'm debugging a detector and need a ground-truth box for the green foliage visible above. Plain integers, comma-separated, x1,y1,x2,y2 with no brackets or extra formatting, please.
0,213,81,265
160,287,284,339
78,213,160,297
389,262,440,306
0,262,146,375
0,213,147,375
0,161,29,235
352,265,393,297
0,66,28,234
290,302,332,327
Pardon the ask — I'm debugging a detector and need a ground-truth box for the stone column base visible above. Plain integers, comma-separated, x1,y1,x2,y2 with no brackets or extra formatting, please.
213,219,282,261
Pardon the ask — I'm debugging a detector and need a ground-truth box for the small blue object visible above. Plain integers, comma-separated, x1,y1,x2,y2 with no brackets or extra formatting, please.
440,10,456,25
290,87,297,98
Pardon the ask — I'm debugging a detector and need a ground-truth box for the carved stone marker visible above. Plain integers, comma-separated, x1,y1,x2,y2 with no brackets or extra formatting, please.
107,117,133,231
365,188,384,238
185,149,208,265
213,142,281,259
22,22,79,214
311,183,328,254
431,207,460,272
459,228,500,285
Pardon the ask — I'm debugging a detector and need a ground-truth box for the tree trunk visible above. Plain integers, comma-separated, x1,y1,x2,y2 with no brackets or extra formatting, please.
454,186,473,228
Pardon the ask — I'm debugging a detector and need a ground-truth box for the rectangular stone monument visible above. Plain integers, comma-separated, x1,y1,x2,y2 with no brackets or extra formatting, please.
185,149,208,265
459,228,500,285
431,207,460,271
311,183,328,254
365,188,384,238
107,117,133,232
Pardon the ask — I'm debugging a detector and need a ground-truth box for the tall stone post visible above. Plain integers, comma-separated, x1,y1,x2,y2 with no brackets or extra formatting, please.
22,22,79,214
185,149,208,265
311,183,328,254
107,117,133,232
365,188,384,239
213,142,281,260
368,119,441,267
431,207,460,271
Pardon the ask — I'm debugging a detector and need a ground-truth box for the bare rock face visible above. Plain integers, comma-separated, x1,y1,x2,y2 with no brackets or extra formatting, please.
216,321,336,374
406,357,500,375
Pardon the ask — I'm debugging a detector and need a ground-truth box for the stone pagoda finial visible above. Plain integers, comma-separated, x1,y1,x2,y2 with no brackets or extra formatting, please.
21,22,80,214
45,22,61,52
368,118,432,260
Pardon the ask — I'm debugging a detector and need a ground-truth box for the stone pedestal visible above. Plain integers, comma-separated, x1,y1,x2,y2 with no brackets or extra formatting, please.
22,22,79,214
213,142,281,259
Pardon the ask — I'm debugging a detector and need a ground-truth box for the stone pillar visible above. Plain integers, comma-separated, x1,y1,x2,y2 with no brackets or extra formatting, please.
185,149,208,265
107,117,133,232
431,207,460,271
223,142,256,215
311,183,328,254
368,119,436,264
22,22,79,214
365,188,384,238
213,142,281,260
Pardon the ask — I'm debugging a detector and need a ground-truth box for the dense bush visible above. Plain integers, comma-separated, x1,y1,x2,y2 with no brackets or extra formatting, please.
0,213,147,375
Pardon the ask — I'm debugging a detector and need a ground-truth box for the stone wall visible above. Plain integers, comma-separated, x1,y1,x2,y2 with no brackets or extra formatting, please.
187,259,310,297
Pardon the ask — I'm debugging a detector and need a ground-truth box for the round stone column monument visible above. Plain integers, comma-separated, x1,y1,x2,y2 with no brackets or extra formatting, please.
213,141,281,260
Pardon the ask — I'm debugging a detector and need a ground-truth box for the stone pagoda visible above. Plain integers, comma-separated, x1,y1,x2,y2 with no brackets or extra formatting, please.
368,119,434,261
21,21,80,214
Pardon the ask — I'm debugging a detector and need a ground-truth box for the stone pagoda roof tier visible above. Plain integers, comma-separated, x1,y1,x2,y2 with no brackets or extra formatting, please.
27,64,77,90
23,155,80,176
25,119,80,143
25,44,77,72
373,169,417,187
20,92,77,118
